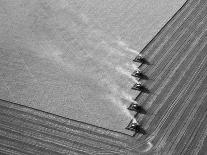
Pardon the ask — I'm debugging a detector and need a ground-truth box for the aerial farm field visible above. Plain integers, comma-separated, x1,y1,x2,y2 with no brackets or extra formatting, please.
1,0,207,154
134,0,207,154
0,0,185,135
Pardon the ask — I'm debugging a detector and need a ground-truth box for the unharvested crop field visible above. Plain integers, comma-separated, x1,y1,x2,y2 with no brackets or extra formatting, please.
0,0,185,134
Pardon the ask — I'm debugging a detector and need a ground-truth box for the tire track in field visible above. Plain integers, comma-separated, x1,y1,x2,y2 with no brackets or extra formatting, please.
135,37,207,132
0,113,121,153
146,59,207,148
0,104,129,148
143,5,207,75
169,95,207,152
141,0,204,64
143,34,207,125
0,103,133,154
175,105,207,155
141,0,199,56
143,39,207,137
153,65,207,150
136,7,207,105
145,40,207,131
148,16,207,82
192,123,207,155
144,24,207,113
135,40,207,141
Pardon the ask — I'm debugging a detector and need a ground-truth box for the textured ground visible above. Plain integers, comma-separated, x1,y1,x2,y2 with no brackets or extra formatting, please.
0,0,185,134
134,0,207,154
1,0,207,154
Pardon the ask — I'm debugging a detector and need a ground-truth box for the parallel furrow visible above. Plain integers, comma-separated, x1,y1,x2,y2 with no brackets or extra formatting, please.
143,0,206,66
146,38,207,126
0,138,62,155
137,26,207,125
144,40,207,138
141,0,204,68
0,102,129,148
169,96,207,154
0,146,29,155
0,126,92,155
192,125,207,155
144,6,207,76
0,112,124,153
136,5,207,104
147,42,207,134
180,112,207,155
141,0,199,56
135,35,207,141
0,121,105,154
0,105,128,152
154,70,207,149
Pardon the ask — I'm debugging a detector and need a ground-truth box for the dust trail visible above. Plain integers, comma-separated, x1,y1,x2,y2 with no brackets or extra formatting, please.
108,46,126,57
131,63,139,71
24,3,138,122
101,77,136,122
125,63,140,72
115,66,139,83
125,47,141,55
121,90,137,104
115,40,129,48
114,39,141,55
108,95,136,122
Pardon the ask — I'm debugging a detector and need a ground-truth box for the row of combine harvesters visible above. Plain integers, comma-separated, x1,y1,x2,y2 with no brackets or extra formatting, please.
126,53,151,136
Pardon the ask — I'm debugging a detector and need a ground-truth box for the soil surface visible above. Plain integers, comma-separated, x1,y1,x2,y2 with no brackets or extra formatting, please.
0,0,185,134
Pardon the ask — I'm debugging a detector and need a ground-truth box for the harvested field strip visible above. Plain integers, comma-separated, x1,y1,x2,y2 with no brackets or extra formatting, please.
141,0,198,55
0,106,128,150
178,113,207,155
0,116,117,153
0,102,129,145
144,43,207,141
169,95,207,154
144,1,207,65
0,100,132,154
0,127,91,155
142,0,204,60
133,0,207,153
0,141,64,155
137,4,207,104
144,6,207,74
136,24,207,125
144,36,207,127
0,100,131,150
153,71,207,149
192,125,207,155
147,18,207,86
